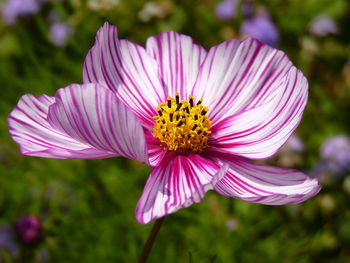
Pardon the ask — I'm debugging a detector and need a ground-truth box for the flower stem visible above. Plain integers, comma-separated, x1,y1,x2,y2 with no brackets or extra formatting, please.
138,217,166,263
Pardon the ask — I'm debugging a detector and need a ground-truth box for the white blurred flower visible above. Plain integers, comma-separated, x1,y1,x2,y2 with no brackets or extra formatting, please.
87,0,119,12
138,2,166,22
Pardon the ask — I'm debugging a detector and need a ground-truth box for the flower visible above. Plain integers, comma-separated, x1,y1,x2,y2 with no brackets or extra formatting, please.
309,15,338,37
9,23,320,224
15,215,42,245
87,0,119,12
215,0,237,20
1,0,41,25
0,225,19,260
138,2,166,22
285,134,304,153
240,10,279,47
321,135,350,174
49,21,74,47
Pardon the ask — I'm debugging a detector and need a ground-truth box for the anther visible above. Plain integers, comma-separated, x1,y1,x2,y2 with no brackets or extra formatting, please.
185,107,190,114
157,108,163,116
176,103,182,111
177,120,184,127
189,96,194,107
176,92,180,104
192,124,198,131
201,107,209,115
170,113,173,122
167,98,172,108
194,114,198,120
196,99,203,105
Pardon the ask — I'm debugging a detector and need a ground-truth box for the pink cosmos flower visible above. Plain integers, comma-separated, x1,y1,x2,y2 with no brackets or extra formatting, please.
9,23,321,224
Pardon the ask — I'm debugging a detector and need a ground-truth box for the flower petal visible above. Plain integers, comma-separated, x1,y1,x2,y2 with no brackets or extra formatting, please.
144,130,166,167
8,94,115,159
192,38,294,125
211,153,320,205
83,22,166,126
210,66,308,159
47,83,149,163
146,31,207,98
136,153,228,224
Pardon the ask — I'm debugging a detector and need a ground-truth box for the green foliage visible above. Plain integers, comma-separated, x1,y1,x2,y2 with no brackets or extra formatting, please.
0,0,349,262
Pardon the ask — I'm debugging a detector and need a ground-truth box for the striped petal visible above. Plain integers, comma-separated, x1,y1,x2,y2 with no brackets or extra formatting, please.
211,153,320,205
47,83,149,163
210,66,308,159
146,31,207,98
8,93,115,159
192,38,294,125
144,130,166,167
83,22,166,127
136,153,228,224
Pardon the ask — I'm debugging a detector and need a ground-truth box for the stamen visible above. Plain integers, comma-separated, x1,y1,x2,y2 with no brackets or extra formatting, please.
196,99,203,105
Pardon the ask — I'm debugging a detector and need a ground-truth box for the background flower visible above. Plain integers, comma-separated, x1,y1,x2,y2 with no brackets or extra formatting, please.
321,135,350,174
1,0,41,25
15,215,42,245
309,15,338,36
215,0,237,20
240,9,279,47
49,21,74,47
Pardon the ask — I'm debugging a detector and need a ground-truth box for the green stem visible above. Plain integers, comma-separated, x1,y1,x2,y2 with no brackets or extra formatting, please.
138,217,166,263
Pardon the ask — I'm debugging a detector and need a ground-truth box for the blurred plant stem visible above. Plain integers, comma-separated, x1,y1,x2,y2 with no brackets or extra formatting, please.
138,217,166,263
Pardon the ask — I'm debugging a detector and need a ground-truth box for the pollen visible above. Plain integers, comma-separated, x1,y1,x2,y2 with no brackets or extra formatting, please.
153,92,212,152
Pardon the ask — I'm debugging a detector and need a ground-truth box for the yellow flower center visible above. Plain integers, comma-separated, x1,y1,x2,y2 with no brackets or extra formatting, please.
153,93,212,152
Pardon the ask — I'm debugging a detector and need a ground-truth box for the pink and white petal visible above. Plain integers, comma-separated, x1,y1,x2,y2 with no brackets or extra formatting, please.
146,31,207,98
136,153,228,224
144,130,166,167
211,154,320,205
192,38,294,125
48,83,149,163
8,94,116,159
210,67,308,159
83,22,166,126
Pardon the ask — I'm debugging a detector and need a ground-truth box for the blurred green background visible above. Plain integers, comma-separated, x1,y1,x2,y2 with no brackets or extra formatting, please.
1,0,350,262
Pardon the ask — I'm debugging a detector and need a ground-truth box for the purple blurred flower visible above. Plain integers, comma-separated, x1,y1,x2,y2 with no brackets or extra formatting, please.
2,0,41,25
242,1,253,18
285,134,304,152
321,135,350,173
216,0,237,20
49,22,74,47
0,225,19,261
309,15,338,36
240,11,279,47
15,215,42,246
